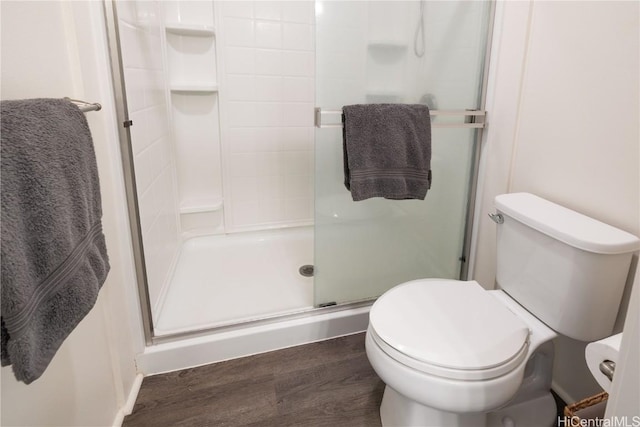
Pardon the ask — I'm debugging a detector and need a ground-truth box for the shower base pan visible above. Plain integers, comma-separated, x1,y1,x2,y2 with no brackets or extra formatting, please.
139,226,372,376
153,226,314,336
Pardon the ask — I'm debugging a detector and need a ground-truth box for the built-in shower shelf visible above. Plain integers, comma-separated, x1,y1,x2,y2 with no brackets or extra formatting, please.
165,23,215,37
180,197,224,214
366,89,404,97
365,90,404,103
367,41,408,50
170,83,219,93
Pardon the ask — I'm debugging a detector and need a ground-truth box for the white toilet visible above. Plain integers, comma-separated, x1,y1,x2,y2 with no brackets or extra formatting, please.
366,193,639,427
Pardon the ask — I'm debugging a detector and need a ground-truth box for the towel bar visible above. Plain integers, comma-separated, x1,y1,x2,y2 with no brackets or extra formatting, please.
315,108,486,129
64,97,102,113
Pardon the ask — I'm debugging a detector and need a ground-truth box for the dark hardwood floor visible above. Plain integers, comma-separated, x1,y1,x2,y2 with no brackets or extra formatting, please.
124,332,567,427
123,333,385,427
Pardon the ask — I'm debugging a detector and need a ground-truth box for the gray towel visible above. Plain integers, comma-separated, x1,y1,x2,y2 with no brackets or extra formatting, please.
1,98,110,384
342,104,432,201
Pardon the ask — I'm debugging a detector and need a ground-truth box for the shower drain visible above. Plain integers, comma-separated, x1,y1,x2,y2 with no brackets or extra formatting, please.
299,264,314,277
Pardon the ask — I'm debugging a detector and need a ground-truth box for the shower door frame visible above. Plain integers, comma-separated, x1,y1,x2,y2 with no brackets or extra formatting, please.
460,1,497,280
103,0,155,345
313,1,497,302
102,0,496,346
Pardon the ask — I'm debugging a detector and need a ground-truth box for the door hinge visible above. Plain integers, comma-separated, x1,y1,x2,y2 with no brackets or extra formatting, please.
123,119,133,128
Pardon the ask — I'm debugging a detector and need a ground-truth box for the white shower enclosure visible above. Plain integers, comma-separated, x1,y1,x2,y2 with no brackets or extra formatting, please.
105,0,493,342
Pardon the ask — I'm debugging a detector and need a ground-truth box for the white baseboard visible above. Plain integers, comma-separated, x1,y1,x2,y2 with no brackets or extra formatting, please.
124,373,144,415
112,373,144,427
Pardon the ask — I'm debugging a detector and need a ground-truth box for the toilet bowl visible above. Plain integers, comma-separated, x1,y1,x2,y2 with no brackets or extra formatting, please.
365,193,640,427
365,279,557,426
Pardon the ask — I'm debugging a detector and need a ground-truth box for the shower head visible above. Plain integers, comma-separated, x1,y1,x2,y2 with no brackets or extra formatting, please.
419,93,437,111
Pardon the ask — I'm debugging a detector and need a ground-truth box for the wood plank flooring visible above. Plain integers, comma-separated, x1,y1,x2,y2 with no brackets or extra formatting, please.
123,333,385,427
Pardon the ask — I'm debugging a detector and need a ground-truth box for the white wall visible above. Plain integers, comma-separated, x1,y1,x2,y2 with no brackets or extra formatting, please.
509,2,638,232
218,1,316,232
474,0,639,404
0,1,142,425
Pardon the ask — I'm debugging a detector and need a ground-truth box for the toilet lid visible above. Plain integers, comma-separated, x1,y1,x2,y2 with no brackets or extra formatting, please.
370,279,530,372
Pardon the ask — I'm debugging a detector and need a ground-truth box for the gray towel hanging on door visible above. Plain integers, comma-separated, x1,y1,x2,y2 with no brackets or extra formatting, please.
342,104,432,201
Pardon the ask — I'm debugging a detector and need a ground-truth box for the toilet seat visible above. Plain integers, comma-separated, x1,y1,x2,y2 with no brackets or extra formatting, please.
369,279,531,381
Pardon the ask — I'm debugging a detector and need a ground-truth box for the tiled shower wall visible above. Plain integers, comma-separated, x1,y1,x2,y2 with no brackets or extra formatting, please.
219,1,315,232
116,1,180,317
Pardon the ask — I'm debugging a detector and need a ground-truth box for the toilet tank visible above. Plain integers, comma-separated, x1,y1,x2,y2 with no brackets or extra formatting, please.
494,193,639,342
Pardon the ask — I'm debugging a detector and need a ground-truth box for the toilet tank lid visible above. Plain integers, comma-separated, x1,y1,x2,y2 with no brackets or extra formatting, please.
495,193,640,254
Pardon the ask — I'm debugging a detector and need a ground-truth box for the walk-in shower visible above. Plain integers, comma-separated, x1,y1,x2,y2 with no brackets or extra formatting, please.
104,0,494,345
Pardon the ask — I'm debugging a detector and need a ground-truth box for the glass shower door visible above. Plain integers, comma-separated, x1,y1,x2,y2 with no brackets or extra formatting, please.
314,1,493,306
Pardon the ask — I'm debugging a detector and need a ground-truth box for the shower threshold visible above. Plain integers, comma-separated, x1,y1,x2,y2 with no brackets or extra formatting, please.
138,300,372,374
